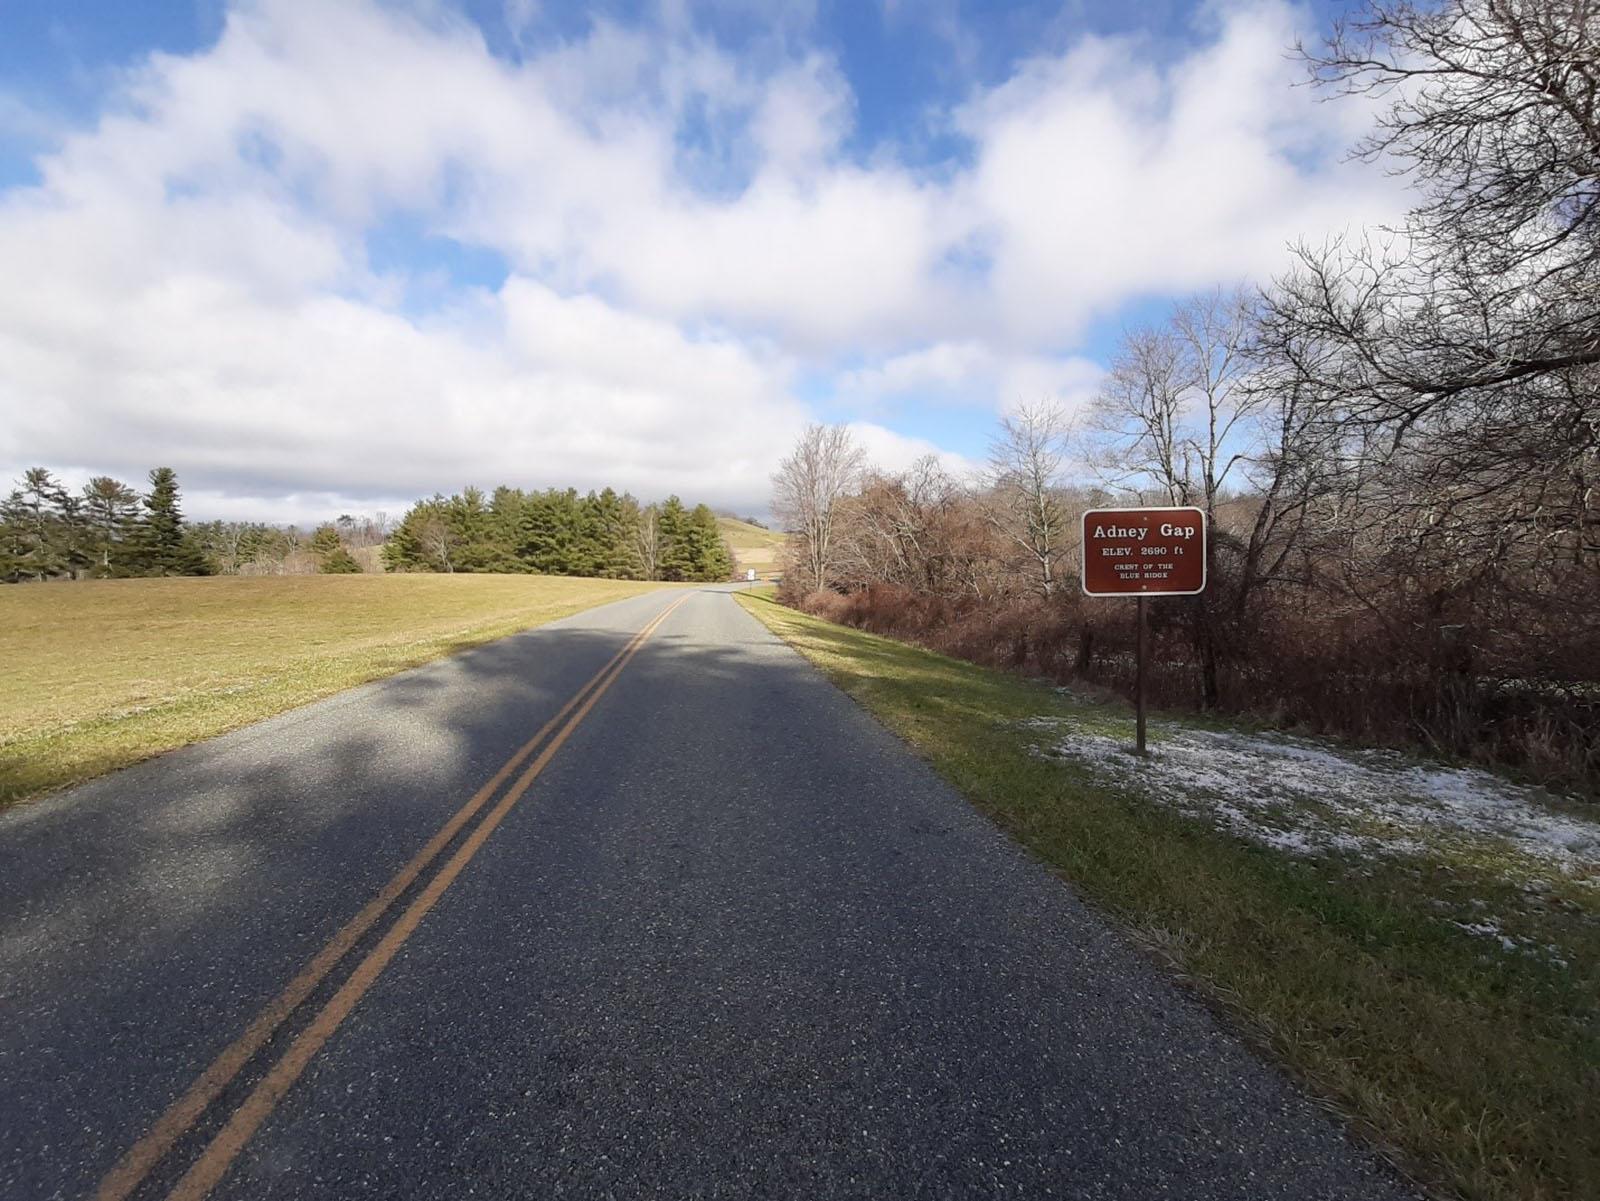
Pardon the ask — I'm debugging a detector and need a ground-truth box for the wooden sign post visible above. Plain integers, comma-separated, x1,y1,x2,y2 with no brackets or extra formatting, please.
1080,506,1207,754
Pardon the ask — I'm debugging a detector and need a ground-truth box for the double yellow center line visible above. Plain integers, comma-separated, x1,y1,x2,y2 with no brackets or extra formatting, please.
96,592,690,1201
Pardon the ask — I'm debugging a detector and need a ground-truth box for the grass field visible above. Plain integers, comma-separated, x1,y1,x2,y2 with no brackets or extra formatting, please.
717,516,785,578
0,574,670,808
736,589,1600,1201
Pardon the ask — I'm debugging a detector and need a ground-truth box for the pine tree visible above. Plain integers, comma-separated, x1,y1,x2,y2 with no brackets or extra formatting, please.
82,476,141,576
0,490,27,583
308,524,342,557
448,487,486,571
131,467,209,576
381,513,420,571
688,504,734,581
519,489,583,574
375,482,730,581
657,496,695,581
320,546,362,574
662,503,733,582
13,468,70,582
572,488,641,579
384,497,455,572
486,487,531,573
57,493,93,579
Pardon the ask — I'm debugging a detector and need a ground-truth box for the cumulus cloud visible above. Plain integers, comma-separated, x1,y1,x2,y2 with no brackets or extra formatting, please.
838,342,1105,417
0,0,1402,521
845,422,977,481
953,2,1398,343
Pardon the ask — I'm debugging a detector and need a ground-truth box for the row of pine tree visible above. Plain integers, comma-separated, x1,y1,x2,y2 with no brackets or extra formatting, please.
0,467,209,582
2,468,736,584
380,486,733,582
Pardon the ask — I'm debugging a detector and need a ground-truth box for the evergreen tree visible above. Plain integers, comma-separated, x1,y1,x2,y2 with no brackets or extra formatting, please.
12,468,70,582
582,487,645,579
305,522,363,573
131,467,209,576
0,489,27,583
448,488,484,568
308,524,342,557
57,492,93,579
656,496,695,581
689,503,734,581
320,546,362,573
486,487,531,573
519,489,584,574
242,525,296,571
662,503,732,582
82,476,141,575
384,497,456,572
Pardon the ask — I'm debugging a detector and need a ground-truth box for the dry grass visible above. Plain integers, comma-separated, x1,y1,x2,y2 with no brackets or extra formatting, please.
718,516,786,578
715,516,784,549
0,574,669,807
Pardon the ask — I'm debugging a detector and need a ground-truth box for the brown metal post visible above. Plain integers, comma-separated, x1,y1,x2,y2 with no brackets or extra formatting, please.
1135,595,1147,755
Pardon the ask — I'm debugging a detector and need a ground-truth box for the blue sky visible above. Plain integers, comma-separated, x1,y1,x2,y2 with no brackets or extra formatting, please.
0,0,1392,522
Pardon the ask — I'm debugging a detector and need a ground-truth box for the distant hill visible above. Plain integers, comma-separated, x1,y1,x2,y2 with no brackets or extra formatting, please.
718,517,785,577
717,517,784,548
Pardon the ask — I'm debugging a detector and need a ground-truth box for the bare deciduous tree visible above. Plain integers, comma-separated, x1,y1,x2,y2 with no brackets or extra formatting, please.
416,512,456,573
633,502,662,581
1089,289,1258,520
772,424,865,592
1089,290,1263,707
1269,1,1600,557
984,402,1072,597
837,456,988,597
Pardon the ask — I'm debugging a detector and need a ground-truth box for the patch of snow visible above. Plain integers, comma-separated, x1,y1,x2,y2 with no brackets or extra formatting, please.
1023,722,1600,886
1452,920,1521,953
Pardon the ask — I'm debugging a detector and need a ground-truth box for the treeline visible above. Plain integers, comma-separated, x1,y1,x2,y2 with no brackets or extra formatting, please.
1,467,209,581
191,515,386,576
774,2,1600,793
0,466,387,581
382,486,733,582
3,467,736,584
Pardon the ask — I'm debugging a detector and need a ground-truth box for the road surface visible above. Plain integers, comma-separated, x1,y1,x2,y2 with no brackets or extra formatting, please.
1,586,1415,1200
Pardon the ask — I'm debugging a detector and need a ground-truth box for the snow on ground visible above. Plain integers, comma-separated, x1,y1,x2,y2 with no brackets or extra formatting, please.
1020,719,1600,886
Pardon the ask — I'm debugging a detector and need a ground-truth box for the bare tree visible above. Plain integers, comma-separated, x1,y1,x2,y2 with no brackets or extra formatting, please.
1172,289,1258,522
1087,327,1189,503
837,456,983,597
633,502,662,581
772,424,865,592
984,402,1072,597
1088,290,1262,707
1269,1,1600,556
1089,289,1259,520
416,512,456,573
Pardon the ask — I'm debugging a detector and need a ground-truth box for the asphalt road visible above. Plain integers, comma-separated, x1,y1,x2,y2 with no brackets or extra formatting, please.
1,585,1417,1200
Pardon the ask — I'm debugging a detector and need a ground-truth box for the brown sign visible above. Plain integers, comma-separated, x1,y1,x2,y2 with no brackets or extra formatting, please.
1081,506,1207,596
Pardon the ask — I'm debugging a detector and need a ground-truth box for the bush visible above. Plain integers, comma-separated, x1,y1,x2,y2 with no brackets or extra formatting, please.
319,547,362,574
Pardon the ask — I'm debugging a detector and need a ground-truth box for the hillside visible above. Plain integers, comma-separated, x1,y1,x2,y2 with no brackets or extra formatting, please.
718,517,785,579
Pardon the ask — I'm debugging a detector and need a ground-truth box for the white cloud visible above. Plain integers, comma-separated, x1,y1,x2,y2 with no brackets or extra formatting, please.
953,1,1400,342
0,0,1405,521
845,422,977,481
838,342,1105,416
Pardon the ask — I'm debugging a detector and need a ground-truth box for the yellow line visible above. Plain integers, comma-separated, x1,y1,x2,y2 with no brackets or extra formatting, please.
94,592,686,1201
163,592,687,1201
